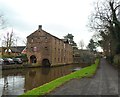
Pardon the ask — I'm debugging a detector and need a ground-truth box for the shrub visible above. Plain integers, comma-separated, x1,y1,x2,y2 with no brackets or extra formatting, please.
2,54,15,58
15,54,28,62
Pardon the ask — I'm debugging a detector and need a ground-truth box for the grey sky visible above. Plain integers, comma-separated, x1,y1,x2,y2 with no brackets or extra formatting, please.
0,0,96,47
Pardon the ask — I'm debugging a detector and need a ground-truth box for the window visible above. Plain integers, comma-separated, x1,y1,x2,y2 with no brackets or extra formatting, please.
45,37,48,42
54,58,56,63
58,58,59,62
33,47,37,52
31,38,33,43
45,47,48,50
55,48,56,51
31,47,33,51
64,43,65,48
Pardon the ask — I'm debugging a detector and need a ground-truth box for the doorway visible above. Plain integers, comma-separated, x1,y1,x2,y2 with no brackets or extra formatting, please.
30,55,37,63
42,59,51,67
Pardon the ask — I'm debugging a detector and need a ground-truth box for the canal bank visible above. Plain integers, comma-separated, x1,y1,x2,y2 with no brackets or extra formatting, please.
1,62,90,70
2,64,36,70
1,63,67,70
19,59,99,96
1,63,84,96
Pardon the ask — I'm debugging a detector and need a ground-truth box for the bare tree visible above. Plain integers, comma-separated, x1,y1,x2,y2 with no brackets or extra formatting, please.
22,38,27,46
78,40,85,49
88,0,120,35
88,0,120,63
2,30,15,53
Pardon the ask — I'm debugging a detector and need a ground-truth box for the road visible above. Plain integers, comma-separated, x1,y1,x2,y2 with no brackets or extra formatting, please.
48,58,119,96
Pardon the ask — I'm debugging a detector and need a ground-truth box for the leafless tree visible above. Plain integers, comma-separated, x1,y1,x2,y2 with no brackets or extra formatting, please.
88,0,120,63
88,0,120,43
78,40,85,49
22,38,27,46
88,0,120,36
2,30,15,53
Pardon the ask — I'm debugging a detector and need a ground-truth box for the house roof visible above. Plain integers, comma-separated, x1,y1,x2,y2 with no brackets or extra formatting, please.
11,46,26,53
27,25,69,44
0,46,26,53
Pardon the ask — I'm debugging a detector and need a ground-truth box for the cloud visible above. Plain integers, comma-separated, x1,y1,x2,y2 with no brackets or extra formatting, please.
0,0,96,46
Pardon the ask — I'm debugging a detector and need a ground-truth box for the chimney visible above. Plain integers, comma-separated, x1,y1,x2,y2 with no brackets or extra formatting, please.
38,25,42,29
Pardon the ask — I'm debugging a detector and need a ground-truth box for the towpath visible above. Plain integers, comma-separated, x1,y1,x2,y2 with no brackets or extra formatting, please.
48,58,119,96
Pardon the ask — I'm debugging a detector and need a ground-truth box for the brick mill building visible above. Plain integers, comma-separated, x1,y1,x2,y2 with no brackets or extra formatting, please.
27,25,73,66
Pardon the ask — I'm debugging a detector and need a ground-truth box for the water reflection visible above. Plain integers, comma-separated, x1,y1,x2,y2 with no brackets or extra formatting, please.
0,76,25,96
24,66,72,91
0,64,84,96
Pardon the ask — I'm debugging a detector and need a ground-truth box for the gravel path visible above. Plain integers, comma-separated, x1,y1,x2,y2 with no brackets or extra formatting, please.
48,58,118,96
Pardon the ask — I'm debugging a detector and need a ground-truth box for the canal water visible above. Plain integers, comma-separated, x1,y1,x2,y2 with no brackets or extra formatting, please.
0,64,86,96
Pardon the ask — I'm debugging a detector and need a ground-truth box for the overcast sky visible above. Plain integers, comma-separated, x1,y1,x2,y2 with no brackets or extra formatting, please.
0,0,96,48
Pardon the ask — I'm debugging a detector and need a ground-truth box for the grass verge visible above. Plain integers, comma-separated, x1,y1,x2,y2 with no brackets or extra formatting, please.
19,59,99,97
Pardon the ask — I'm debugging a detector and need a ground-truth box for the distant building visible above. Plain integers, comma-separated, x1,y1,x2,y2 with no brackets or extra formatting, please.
27,25,73,66
73,49,95,64
0,46,26,56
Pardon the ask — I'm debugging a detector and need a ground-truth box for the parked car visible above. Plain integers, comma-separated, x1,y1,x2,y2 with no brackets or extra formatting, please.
0,58,4,65
13,58,23,64
3,58,15,65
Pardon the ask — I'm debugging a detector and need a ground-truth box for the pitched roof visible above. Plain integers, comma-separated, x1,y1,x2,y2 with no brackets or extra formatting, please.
0,46,26,53
11,46,26,53
27,25,67,42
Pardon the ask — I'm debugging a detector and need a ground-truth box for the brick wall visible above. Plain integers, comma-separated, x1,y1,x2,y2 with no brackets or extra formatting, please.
27,26,73,66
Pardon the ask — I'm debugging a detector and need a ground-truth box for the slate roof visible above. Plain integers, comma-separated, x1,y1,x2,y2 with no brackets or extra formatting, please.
0,46,26,53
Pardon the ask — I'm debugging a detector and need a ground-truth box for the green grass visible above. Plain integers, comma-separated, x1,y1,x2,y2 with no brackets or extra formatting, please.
19,59,99,97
